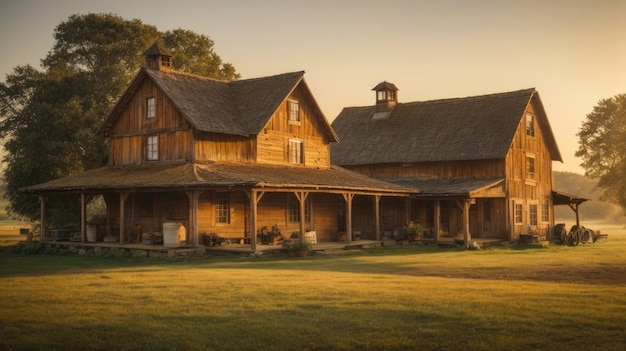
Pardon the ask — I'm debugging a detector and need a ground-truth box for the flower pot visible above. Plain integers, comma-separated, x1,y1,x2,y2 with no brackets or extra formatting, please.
294,249,308,257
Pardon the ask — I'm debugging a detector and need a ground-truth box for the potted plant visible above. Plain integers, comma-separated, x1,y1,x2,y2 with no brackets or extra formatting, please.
288,239,312,257
406,221,425,241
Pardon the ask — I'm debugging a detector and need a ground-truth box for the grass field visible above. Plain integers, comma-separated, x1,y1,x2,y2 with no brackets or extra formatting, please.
0,225,624,350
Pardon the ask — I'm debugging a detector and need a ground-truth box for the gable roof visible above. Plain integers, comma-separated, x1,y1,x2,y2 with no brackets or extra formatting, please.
100,69,337,140
330,88,562,165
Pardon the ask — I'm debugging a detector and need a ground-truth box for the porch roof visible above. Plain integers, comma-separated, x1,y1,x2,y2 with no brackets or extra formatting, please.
382,177,504,197
23,162,416,195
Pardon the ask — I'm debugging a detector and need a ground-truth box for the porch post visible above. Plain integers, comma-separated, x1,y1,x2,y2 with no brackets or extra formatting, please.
249,190,258,252
39,195,46,243
294,191,310,241
434,200,441,243
81,192,86,244
342,193,354,244
119,192,129,244
374,195,381,241
185,190,201,247
462,199,471,248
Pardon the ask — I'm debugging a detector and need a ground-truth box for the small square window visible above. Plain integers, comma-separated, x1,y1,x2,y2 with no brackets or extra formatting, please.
146,97,156,118
289,139,303,164
147,135,158,160
288,100,300,123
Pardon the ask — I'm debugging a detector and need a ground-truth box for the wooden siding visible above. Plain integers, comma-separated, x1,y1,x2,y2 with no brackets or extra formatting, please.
194,131,255,163
108,79,192,165
505,103,554,239
256,84,331,168
345,159,505,179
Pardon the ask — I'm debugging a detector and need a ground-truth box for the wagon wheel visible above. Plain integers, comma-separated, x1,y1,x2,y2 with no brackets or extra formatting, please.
580,228,592,244
556,224,568,245
568,230,580,246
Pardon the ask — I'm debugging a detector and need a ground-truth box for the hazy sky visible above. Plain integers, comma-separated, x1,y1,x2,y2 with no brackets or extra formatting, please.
1,0,625,174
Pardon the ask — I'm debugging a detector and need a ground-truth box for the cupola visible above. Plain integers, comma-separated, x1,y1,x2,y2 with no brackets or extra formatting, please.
372,81,398,119
143,41,173,72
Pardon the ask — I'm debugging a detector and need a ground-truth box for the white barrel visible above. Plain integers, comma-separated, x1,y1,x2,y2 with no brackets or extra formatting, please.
163,222,185,246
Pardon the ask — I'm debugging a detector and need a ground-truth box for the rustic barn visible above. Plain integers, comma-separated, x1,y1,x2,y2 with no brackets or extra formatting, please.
331,82,566,244
25,42,416,251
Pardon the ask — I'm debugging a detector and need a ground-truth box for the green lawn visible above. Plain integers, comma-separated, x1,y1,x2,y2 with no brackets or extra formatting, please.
0,229,625,350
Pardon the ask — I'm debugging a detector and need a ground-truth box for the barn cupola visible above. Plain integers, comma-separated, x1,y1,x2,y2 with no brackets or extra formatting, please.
372,81,398,119
143,41,173,72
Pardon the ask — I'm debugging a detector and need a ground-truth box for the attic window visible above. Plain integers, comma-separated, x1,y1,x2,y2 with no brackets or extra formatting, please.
146,97,156,118
160,56,171,67
288,99,300,123
526,113,535,137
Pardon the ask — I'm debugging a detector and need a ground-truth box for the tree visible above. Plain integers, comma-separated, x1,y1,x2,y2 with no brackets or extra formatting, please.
576,94,626,213
0,13,239,221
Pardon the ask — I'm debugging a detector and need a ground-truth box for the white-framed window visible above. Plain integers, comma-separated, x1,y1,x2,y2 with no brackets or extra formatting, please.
288,196,311,223
289,139,304,164
146,135,158,160
514,202,523,225
541,202,550,223
526,155,535,180
146,97,156,118
529,203,538,226
526,113,535,137
215,192,229,224
288,99,300,123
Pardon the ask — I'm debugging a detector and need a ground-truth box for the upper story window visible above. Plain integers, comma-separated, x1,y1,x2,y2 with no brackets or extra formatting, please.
288,99,300,123
289,139,304,164
526,156,535,180
146,97,156,118
377,90,395,102
526,113,535,137
146,135,159,160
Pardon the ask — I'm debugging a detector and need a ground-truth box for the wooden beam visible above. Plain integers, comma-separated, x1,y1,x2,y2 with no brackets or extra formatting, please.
119,192,130,244
374,195,381,241
462,199,471,248
249,190,258,251
39,195,46,243
185,190,202,247
81,192,86,244
294,191,310,240
342,193,354,244
434,200,440,243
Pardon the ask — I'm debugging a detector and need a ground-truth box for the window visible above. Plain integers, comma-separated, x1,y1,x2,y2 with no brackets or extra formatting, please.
288,100,300,123
146,97,156,118
526,113,535,137
514,203,523,224
146,135,158,160
541,202,550,223
529,204,538,226
288,196,311,223
215,192,229,223
289,139,303,164
526,156,535,179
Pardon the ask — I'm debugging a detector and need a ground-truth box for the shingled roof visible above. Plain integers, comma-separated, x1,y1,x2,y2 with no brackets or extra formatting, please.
330,88,562,165
23,162,415,195
100,69,337,140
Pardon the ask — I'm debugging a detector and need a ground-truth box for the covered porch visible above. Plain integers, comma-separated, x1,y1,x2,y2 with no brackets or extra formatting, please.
25,162,416,252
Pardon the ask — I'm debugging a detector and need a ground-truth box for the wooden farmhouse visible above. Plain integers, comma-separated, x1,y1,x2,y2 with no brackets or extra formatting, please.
25,43,415,251
331,82,569,244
